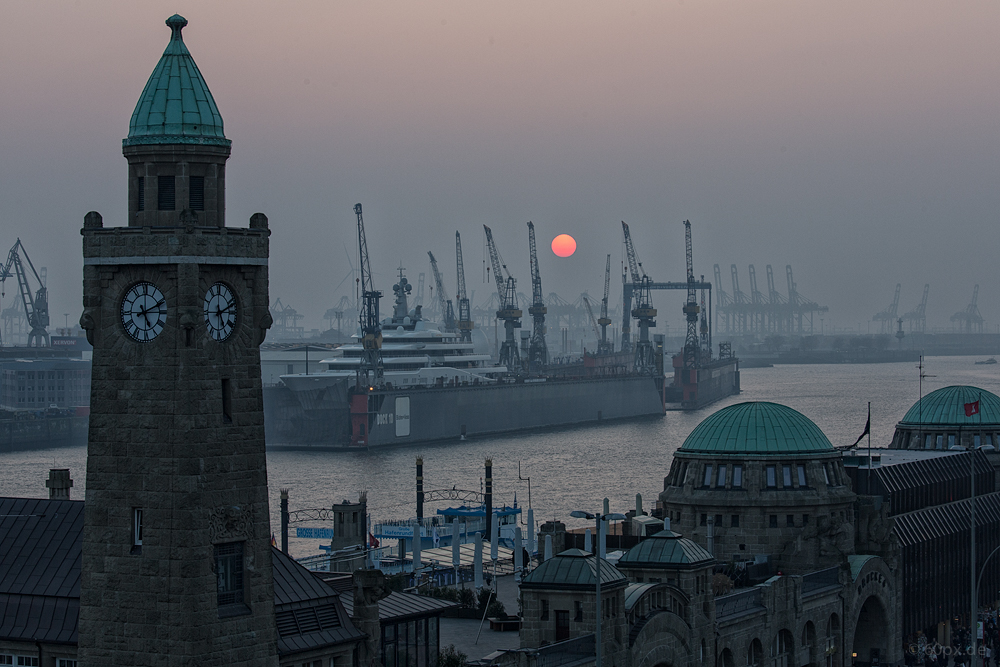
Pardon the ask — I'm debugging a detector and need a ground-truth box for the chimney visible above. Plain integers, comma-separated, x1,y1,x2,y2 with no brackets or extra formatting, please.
352,569,389,667
416,457,424,520
46,469,73,500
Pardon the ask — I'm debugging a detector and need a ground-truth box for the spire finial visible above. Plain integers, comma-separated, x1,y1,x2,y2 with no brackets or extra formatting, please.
166,14,188,41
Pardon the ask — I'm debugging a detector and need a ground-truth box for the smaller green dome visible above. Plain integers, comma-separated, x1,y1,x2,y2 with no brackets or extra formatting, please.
124,15,230,148
520,549,627,590
618,531,713,569
900,386,1000,426
679,402,834,456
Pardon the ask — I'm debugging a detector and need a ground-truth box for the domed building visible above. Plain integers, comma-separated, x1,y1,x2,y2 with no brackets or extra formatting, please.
660,402,856,574
890,385,1000,451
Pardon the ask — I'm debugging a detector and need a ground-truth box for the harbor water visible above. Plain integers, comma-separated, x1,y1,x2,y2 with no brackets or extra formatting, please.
2,356,999,560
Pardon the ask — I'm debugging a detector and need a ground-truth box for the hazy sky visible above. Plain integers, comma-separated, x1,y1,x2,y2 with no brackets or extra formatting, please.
1,2,998,334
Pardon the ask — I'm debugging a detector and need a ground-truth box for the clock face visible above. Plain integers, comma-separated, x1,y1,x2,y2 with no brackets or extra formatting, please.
204,282,237,341
121,282,167,342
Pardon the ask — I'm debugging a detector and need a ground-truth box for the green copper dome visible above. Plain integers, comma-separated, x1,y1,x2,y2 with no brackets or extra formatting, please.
520,549,627,590
124,15,230,148
900,386,1000,426
678,402,834,456
617,530,713,569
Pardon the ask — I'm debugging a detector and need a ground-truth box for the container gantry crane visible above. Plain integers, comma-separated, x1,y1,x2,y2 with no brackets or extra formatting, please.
354,203,384,389
455,231,473,342
0,239,49,347
582,296,601,349
621,221,657,374
873,284,902,334
483,225,522,371
682,221,700,369
903,284,929,333
526,221,548,370
427,251,456,332
951,285,984,333
597,254,613,355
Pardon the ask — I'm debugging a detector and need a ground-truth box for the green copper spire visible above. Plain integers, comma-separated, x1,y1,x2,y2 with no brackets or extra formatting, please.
124,15,231,147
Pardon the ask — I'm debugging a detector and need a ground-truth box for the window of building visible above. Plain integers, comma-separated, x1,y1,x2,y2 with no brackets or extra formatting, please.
733,465,743,488
803,514,810,525
540,599,549,620
717,464,727,487
731,514,740,528
215,541,245,608
823,464,831,486
714,514,722,527
157,175,175,211
132,508,143,553
936,434,944,450
57,661,78,667
15,658,38,667
574,600,583,622
703,465,713,487
924,434,933,449
769,515,778,528
948,434,956,448
988,435,994,447
700,513,707,526
786,515,795,527
782,465,792,488
137,176,144,211
797,465,807,488
287,364,294,374
766,466,776,488
0,657,11,666
190,175,205,210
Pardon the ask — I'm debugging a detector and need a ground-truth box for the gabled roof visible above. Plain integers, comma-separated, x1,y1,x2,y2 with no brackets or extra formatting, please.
521,549,628,590
272,548,365,656
339,590,458,621
679,402,834,456
0,497,82,644
617,530,714,569
124,15,230,147
900,386,1000,426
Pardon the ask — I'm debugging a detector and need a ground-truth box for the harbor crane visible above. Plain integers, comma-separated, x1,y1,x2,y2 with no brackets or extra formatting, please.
414,272,425,307
427,251,456,332
582,296,602,349
873,284,901,334
699,277,709,353
621,221,657,374
597,254,613,354
682,221,700,369
483,225,522,371
355,203,384,388
730,265,749,334
714,264,732,334
902,284,929,333
455,231,473,342
526,221,548,370
765,265,786,333
0,239,49,347
951,284,984,333
748,265,767,333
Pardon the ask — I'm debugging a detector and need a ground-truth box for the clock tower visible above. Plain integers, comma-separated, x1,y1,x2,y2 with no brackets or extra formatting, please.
77,15,278,666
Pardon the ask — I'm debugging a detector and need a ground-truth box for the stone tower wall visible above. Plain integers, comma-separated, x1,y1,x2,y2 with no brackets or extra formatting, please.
77,218,278,666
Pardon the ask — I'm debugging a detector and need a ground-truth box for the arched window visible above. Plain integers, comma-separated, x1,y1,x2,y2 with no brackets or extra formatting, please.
770,630,794,667
747,639,764,667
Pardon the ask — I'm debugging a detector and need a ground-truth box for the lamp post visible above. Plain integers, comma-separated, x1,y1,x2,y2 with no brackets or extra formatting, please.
571,510,626,667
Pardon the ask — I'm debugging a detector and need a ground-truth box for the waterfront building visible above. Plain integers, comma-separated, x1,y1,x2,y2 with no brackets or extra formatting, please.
510,402,902,667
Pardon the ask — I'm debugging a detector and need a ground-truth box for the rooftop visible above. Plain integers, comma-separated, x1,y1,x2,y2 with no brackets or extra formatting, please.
900,386,1000,426
617,530,714,569
124,15,230,148
521,549,628,590
678,402,834,457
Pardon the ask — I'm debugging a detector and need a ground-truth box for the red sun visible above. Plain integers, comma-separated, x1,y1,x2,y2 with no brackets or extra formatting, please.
551,234,577,258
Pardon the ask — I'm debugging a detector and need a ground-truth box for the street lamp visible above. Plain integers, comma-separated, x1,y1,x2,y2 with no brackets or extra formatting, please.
571,510,626,667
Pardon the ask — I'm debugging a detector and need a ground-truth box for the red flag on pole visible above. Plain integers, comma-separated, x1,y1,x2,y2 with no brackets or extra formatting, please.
965,400,980,417
368,532,380,548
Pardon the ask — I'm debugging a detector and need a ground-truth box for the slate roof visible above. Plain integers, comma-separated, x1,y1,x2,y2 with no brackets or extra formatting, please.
272,548,365,656
520,549,628,590
679,402,834,456
124,15,230,147
0,496,364,656
900,386,1000,426
0,497,82,644
339,590,458,621
617,530,714,570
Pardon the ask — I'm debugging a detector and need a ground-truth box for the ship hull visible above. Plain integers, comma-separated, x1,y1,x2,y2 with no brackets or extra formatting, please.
265,375,665,448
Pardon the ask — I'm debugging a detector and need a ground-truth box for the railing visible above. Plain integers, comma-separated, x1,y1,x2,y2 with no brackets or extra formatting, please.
802,567,839,595
529,634,596,667
715,587,765,620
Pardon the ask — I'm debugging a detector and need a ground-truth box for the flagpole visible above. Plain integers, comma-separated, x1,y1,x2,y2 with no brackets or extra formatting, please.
867,402,872,493
972,392,980,665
